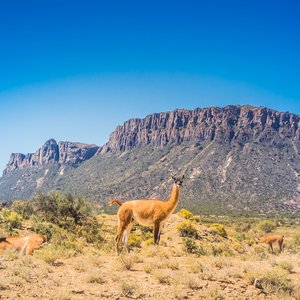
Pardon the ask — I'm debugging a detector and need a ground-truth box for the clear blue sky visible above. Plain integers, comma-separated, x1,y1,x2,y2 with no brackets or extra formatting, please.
0,0,299,173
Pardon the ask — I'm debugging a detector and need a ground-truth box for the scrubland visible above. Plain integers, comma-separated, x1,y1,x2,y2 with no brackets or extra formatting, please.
0,193,300,299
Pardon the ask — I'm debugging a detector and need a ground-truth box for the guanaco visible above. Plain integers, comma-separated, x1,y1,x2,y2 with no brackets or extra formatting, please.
109,174,184,255
258,234,284,254
0,234,46,256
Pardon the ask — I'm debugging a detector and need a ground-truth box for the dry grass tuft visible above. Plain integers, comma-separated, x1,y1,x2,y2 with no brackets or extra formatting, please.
87,271,106,284
119,280,139,297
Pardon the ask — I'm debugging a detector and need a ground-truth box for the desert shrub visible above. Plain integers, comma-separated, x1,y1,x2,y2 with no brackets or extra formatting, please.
191,215,201,223
0,208,23,234
154,272,171,284
211,245,225,256
34,246,62,265
32,221,55,241
252,244,269,259
177,220,199,238
256,220,277,233
210,224,227,238
31,191,92,228
183,238,198,253
235,221,251,232
30,191,103,246
178,209,193,219
128,233,143,248
294,233,300,246
75,217,103,244
185,275,202,290
11,200,33,219
231,241,245,254
234,232,246,242
118,254,136,271
247,267,293,295
201,286,225,300
120,280,139,297
183,238,206,256
273,261,293,273
50,226,84,254
87,271,106,284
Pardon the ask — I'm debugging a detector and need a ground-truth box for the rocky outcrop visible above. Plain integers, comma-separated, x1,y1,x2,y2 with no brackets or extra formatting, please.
3,139,99,175
101,105,300,152
58,141,99,165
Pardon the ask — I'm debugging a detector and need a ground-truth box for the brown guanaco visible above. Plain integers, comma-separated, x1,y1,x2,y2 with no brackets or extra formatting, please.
258,234,284,254
109,175,184,254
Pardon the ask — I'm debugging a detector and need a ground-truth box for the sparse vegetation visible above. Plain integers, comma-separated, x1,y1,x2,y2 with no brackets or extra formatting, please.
0,208,23,234
210,223,227,238
256,220,277,233
177,220,199,238
0,200,299,300
178,208,193,219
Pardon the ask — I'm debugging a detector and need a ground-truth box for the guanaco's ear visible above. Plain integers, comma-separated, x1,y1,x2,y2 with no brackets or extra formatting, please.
171,175,176,181
180,174,185,180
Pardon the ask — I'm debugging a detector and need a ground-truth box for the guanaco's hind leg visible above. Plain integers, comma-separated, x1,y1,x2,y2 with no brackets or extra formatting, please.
123,222,133,253
115,224,126,255
154,222,161,244
115,209,133,255
269,243,274,254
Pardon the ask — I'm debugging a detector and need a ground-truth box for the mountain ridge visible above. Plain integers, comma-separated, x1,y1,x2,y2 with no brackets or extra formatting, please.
1,105,300,215
3,139,99,175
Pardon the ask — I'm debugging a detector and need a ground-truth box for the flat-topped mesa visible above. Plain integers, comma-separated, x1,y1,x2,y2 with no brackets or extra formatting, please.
3,139,99,175
101,105,300,153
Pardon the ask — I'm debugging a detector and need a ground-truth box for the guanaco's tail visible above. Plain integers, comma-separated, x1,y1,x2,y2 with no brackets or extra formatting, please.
108,199,123,207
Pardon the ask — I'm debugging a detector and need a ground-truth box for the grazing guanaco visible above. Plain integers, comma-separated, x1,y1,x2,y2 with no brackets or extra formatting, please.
109,174,184,255
258,234,284,254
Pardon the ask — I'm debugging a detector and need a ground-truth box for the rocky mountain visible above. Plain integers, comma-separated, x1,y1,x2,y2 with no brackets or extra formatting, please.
101,106,300,152
3,139,99,175
1,105,300,216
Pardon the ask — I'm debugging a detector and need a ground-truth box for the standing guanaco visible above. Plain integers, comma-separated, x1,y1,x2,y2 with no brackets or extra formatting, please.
258,234,284,254
109,174,184,255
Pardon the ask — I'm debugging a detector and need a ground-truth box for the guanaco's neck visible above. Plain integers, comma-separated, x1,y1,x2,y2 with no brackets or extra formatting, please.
166,183,181,213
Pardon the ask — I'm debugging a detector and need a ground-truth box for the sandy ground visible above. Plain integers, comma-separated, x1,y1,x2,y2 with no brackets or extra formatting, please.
0,214,299,300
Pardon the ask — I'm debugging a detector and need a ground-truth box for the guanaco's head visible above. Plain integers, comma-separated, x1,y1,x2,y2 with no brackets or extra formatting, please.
171,174,185,187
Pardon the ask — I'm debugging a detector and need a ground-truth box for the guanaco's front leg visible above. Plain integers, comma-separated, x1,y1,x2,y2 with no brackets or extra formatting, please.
154,222,161,244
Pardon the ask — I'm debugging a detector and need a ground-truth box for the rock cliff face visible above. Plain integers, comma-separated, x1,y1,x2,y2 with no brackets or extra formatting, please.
3,139,99,175
2,105,300,215
101,106,300,152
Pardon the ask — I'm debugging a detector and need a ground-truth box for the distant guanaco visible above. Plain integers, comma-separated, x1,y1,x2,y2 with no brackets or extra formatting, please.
109,174,184,255
258,234,284,254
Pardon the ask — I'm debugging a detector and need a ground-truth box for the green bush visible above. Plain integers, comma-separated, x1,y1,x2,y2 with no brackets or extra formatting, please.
210,224,227,238
0,208,23,234
256,220,277,233
128,233,143,248
76,217,103,244
32,221,55,241
30,192,103,247
11,200,33,219
235,222,251,232
177,220,199,239
183,238,198,253
31,191,93,229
